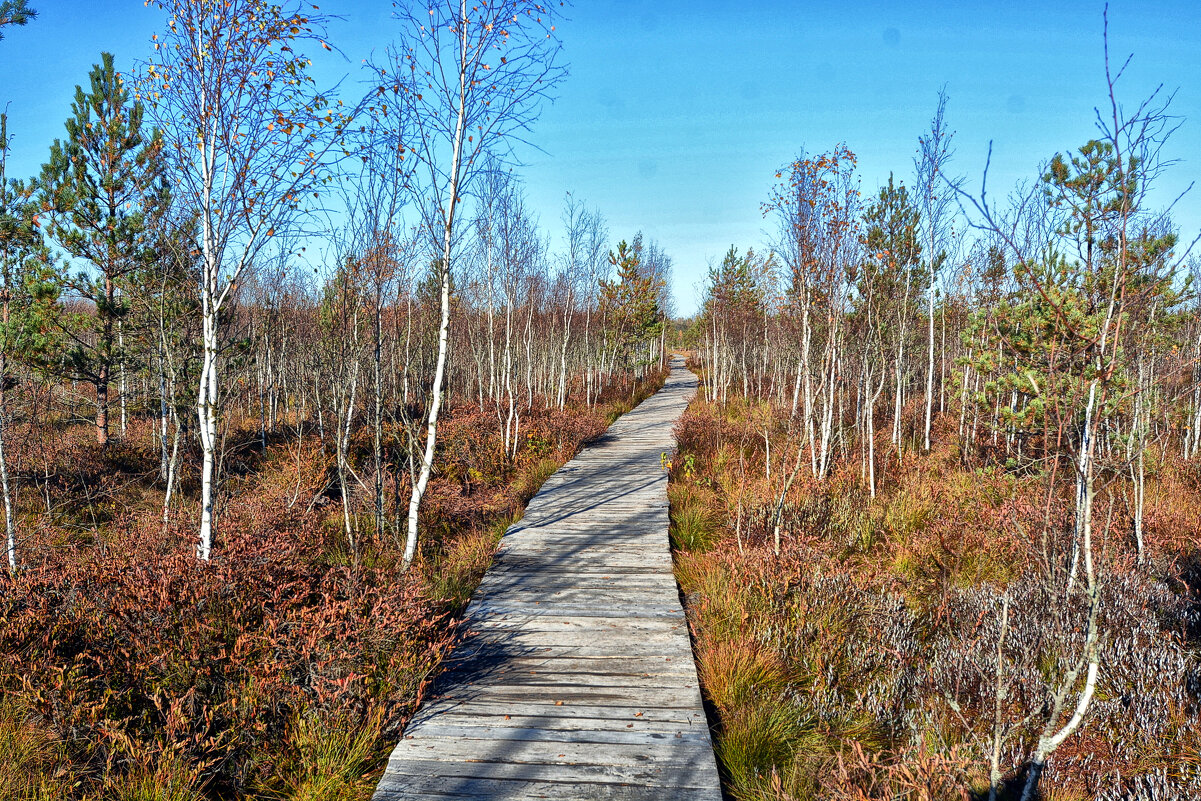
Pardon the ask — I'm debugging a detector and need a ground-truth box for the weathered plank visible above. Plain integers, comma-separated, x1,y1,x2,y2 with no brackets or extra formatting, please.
407,723,713,746
377,758,717,791
411,701,711,727
373,358,719,800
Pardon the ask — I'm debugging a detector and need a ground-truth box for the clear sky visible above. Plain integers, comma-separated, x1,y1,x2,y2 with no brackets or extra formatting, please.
1,1,1198,315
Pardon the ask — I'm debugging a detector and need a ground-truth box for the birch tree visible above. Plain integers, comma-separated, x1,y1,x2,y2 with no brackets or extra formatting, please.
374,0,565,570
128,207,200,528
766,145,861,476
318,255,368,561
558,193,606,409
914,87,955,452
145,0,355,560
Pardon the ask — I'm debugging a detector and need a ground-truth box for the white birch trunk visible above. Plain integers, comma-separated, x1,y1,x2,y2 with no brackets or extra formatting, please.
402,12,470,568
197,289,219,561
923,281,934,451
403,260,452,569
0,389,15,574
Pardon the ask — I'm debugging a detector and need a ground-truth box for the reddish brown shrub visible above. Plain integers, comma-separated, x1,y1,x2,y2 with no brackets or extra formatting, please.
0,516,454,796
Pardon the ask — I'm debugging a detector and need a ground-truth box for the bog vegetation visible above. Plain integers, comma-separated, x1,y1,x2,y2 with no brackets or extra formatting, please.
0,1,1198,800
671,45,1200,801
0,0,675,797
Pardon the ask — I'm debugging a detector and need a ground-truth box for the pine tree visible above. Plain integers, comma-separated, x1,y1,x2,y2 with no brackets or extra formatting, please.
38,52,167,447
0,0,36,40
600,239,664,376
863,174,924,446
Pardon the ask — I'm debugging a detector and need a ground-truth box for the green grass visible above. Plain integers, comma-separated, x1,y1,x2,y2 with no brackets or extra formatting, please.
0,702,69,801
109,759,203,801
425,513,518,613
512,457,559,502
272,710,383,801
669,483,721,552
716,699,823,800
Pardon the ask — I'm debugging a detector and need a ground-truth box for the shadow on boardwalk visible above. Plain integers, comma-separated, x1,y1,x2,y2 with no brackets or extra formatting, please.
373,358,721,800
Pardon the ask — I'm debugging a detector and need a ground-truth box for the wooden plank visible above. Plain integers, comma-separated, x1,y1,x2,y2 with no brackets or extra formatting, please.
373,358,717,800
420,684,703,708
411,701,711,726
475,573,678,589
468,595,684,611
473,579,677,593
436,653,699,671
437,639,696,660
429,672,702,692
378,757,717,788
464,603,685,619
485,559,675,575
376,775,723,801
386,737,711,766
467,608,686,622
410,712,707,735
407,722,713,746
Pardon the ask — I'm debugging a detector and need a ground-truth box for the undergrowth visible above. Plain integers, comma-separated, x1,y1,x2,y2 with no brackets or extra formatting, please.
670,396,1201,801
0,369,667,800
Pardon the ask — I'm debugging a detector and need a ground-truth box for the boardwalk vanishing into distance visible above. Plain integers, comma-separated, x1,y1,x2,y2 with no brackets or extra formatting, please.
374,357,721,800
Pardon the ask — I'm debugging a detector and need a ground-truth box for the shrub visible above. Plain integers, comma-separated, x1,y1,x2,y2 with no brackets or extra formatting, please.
0,522,454,798
670,397,1201,800
0,376,656,799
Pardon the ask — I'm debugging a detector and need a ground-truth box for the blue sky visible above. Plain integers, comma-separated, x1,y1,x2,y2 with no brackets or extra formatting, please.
1,1,1198,315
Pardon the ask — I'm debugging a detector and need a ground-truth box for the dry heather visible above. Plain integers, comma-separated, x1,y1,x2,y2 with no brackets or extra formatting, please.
0,371,665,800
670,398,1201,801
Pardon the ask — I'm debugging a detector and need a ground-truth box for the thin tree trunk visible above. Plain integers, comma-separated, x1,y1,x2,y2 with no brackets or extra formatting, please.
0,361,15,573
374,298,385,546
403,259,452,569
197,292,218,561
118,314,127,437
402,26,469,569
924,279,935,451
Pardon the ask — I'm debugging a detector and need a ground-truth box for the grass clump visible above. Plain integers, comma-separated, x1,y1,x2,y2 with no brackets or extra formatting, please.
512,457,559,502
108,758,204,801
670,483,721,552
424,513,518,613
698,639,789,714
718,701,821,799
0,702,69,801
273,710,382,801
697,640,823,798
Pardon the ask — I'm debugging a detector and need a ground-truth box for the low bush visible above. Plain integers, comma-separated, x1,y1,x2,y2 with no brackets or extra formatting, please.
670,398,1201,800
0,373,664,799
1,521,453,798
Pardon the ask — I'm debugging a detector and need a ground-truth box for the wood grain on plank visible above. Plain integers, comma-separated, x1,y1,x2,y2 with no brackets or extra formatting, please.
373,358,719,800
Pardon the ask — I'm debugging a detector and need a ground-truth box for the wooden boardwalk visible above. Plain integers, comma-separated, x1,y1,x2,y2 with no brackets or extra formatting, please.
374,358,720,800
